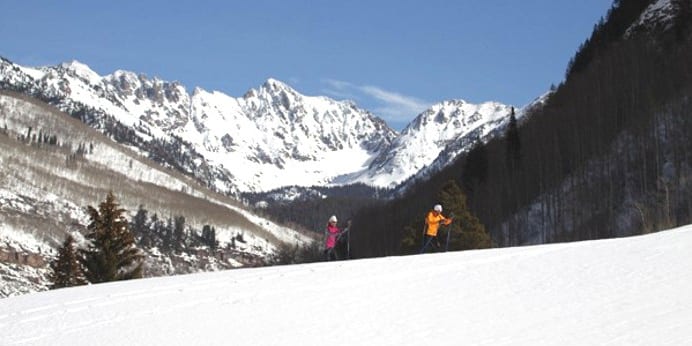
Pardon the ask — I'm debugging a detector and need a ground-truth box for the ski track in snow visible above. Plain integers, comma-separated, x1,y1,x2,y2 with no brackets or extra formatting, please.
1,226,692,345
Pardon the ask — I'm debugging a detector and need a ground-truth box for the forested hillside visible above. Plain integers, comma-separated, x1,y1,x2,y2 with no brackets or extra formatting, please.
349,0,692,257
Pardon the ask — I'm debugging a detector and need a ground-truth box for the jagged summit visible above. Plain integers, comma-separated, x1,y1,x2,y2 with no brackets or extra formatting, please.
57,60,101,83
261,77,292,91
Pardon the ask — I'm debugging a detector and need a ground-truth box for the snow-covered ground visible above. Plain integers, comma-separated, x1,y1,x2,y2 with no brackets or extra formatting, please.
1,226,691,345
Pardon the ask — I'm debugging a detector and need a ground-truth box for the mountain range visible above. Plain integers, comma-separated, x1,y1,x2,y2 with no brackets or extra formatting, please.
0,57,534,195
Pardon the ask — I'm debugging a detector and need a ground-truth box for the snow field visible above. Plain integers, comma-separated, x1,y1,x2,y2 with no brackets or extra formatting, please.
1,226,691,345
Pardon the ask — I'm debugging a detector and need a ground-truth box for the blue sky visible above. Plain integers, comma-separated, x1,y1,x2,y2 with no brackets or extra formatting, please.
1,0,613,130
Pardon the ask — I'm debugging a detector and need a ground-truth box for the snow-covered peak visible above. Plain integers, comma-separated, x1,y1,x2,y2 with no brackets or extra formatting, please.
262,77,293,91
191,86,210,97
104,70,143,95
251,78,303,106
348,99,514,188
107,69,140,82
404,99,510,135
185,77,398,192
58,60,102,84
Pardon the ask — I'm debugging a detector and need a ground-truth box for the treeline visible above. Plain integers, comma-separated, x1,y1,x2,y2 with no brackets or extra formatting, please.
9,124,96,166
18,126,59,146
349,0,692,257
255,196,383,235
566,0,653,78
129,205,225,252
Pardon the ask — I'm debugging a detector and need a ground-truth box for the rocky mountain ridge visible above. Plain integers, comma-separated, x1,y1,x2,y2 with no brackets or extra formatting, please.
0,58,522,194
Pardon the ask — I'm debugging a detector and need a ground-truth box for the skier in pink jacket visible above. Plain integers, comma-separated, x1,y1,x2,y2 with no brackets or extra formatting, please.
324,215,341,261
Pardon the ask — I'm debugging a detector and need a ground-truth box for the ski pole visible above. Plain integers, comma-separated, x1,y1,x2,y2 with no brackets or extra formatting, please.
347,229,350,259
336,224,351,259
444,212,455,252
347,220,351,259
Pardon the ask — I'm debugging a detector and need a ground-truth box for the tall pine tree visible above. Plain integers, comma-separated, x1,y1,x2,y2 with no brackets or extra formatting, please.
506,106,521,169
462,140,489,193
131,204,151,247
49,235,88,289
438,180,492,251
81,192,143,283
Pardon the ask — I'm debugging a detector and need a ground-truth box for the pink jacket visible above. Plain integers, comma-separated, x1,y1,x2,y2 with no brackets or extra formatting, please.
325,224,340,249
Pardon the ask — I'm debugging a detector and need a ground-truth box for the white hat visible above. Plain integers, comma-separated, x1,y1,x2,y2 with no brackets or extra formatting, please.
329,215,338,223
433,204,443,212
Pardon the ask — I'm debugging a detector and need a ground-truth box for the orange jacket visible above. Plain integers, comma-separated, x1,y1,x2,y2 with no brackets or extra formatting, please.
425,211,451,236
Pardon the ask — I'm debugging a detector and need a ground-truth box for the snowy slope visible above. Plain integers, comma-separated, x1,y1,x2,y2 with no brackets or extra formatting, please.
2,226,691,345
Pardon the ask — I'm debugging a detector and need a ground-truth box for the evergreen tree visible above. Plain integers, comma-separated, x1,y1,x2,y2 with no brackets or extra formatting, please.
462,140,489,192
399,180,491,254
173,215,186,252
202,225,218,250
438,180,492,251
506,107,521,168
163,217,174,251
672,0,692,42
399,223,425,254
49,235,87,289
150,213,163,245
131,205,151,247
210,227,217,250
81,192,144,283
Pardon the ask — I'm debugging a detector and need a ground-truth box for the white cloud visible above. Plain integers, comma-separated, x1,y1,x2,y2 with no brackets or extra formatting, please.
322,79,430,123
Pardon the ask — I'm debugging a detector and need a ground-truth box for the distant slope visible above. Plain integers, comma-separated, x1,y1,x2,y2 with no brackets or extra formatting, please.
1,226,690,345
0,91,312,297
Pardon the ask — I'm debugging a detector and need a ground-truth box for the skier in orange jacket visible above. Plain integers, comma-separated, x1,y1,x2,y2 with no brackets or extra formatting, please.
419,204,452,253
